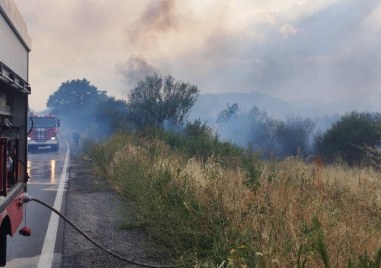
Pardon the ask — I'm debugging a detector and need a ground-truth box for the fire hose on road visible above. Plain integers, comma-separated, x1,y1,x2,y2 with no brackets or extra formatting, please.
21,193,178,268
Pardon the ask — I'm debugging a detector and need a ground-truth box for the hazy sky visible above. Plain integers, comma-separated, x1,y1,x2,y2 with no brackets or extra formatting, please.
13,0,381,111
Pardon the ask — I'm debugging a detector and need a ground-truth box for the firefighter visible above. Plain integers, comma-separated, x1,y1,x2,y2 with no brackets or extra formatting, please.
72,131,80,149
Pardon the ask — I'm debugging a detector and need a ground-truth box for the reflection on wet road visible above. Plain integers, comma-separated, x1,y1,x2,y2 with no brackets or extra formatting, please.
5,141,69,268
26,159,57,184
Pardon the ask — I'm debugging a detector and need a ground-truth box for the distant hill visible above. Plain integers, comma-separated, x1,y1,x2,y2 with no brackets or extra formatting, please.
291,92,381,115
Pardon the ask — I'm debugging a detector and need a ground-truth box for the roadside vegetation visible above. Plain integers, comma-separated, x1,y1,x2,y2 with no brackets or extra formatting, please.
47,74,381,267
91,129,381,267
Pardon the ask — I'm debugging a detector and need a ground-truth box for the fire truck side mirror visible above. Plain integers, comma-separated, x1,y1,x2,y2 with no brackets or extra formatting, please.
57,119,61,127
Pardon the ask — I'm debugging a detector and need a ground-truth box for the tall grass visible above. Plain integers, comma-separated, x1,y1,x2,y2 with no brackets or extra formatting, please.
91,132,381,267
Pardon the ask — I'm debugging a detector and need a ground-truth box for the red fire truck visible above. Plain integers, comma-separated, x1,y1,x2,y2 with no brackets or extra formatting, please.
27,114,60,151
0,0,31,266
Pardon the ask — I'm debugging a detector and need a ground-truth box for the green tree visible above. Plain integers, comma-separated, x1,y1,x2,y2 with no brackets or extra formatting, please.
47,79,107,115
47,79,129,139
314,111,381,165
128,73,199,128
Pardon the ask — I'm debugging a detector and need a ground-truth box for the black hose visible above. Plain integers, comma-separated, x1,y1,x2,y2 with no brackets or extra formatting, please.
30,197,178,268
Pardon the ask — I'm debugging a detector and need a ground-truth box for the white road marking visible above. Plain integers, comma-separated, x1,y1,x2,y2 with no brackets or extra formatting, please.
37,140,70,268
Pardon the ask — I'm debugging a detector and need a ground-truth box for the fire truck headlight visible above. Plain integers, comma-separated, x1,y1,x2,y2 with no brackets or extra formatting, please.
27,137,31,140
50,137,56,140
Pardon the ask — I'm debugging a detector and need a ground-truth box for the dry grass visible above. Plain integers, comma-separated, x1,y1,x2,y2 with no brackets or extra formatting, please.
253,158,381,266
92,133,381,267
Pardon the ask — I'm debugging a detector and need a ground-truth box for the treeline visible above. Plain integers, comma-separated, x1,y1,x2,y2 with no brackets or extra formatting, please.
46,74,198,139
46,75,381,166
216,103,381,165
216,104,315,159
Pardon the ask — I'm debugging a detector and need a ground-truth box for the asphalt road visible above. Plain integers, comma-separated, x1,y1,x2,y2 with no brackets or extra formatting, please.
5,141,70,268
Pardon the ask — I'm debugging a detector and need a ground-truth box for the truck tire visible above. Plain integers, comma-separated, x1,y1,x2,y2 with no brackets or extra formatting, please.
0,225,7,266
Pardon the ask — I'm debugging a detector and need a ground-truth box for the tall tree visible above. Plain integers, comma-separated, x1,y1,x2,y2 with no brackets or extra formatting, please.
47,79,130,139
47,79,107,115
128,73,199,128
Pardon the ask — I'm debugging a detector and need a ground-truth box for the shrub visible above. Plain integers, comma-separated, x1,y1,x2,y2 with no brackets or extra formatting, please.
127,73,199,128
315,111,381,165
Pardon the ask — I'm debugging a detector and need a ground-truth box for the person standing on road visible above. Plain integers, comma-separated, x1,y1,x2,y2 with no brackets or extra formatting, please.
72,131,81,149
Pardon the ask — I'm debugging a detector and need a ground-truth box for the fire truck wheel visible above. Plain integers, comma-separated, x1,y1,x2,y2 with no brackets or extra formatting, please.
0,225,7,266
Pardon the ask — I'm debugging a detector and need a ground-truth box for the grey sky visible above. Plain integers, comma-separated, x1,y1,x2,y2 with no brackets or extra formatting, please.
14,0,381,111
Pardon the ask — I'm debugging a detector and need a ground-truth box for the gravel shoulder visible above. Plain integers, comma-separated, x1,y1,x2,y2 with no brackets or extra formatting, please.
61,152,168,268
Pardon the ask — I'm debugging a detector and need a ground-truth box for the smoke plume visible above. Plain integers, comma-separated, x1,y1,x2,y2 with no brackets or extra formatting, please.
127,0,177,46
117,57,159,87
16,0,381,111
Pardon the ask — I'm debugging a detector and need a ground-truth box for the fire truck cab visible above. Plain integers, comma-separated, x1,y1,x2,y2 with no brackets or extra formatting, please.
27,114,60,151
0,0,31,266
